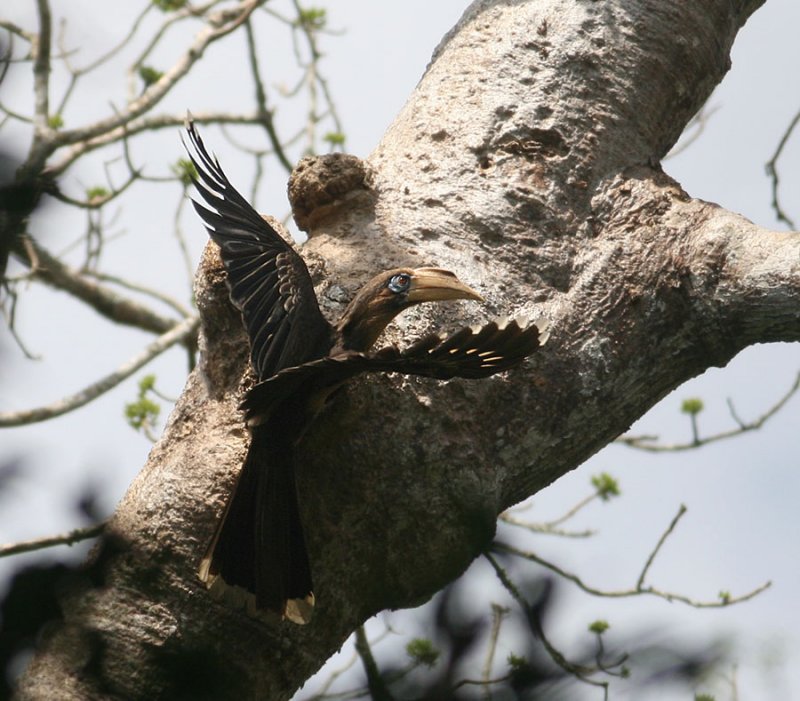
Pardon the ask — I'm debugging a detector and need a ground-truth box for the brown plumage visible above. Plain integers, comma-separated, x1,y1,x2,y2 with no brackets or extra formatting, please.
186,122,549,624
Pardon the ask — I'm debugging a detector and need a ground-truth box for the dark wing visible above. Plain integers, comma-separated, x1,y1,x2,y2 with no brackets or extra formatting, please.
242,318,549,424
390,317,549,379
185,121,331,379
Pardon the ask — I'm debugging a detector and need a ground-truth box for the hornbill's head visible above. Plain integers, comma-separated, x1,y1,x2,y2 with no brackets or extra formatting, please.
335,267,484,352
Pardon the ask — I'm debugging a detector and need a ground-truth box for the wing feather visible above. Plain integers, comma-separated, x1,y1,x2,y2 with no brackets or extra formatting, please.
242,318,550,424
185,121,331,378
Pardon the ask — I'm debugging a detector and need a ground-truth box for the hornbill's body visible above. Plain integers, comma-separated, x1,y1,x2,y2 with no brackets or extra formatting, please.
186,123,548,624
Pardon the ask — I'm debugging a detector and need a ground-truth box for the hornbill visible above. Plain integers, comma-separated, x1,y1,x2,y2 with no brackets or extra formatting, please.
185,122,549,624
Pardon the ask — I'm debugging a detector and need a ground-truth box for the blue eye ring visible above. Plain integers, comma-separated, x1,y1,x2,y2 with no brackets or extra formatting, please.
388,273,411,294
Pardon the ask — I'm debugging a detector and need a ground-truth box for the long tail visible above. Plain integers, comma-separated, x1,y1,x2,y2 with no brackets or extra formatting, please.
198,423,314,624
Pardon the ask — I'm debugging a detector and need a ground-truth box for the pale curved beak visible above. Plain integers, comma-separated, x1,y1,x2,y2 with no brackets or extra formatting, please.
407,267,484,303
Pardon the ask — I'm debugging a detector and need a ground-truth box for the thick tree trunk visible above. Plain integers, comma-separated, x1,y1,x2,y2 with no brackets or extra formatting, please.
17,0,798,699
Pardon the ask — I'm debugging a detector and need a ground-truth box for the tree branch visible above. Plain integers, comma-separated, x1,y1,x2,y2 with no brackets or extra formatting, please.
9,234,185,335
243,19,294,173
0,20,34,41
26,0,265,174
0,522,106,558
618,370,800,452
700,208,800,347
765,107,800,229
45,110,265,176
31,0,52,146
354,626,395,701
0,315,198,427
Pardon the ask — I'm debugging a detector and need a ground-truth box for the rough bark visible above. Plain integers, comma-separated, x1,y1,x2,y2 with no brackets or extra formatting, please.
17,0,799,699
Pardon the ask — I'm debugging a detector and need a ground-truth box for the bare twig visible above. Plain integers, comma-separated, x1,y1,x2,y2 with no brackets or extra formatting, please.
126,0,223,100
1,284,42,359
481,603,508,699
47,110,264,175
494,503,771,610
0,34,11,71
0,521,106,558
244,19,294,172
354,626,395,701
538,491,598,528
82,271,193,318
617,370,800,451
765,107,800,229
303,650,361,699
666,104,720,159
70,5,152,76
50,167,140,209
500,477,618,537
10,234,182,335
172,188,197,290
0,100,34,123
500,512,596,538
26,0,266,174
302,623,398,700
636,504,686,589
0,20,34,41
451,672,514,693
486,553,611,698
0,315,198,427
31,0,53,152
273,1,345,154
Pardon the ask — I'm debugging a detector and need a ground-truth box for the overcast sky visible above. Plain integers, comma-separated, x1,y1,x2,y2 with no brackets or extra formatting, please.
2,1,798,698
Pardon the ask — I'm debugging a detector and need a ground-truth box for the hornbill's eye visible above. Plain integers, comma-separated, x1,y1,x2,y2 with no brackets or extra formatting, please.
388,273,411,294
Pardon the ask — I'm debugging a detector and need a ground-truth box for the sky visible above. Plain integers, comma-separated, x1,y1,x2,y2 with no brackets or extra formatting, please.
1,1,799,699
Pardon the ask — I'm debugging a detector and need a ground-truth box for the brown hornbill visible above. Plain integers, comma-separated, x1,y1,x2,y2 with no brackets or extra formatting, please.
185,122,549,624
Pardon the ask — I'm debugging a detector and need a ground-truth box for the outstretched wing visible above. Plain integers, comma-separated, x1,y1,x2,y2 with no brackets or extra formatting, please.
185,121,331,379
385,317,549,379
242,318,549,424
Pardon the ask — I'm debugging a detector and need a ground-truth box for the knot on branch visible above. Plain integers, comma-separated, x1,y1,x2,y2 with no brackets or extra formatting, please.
288,153,374,234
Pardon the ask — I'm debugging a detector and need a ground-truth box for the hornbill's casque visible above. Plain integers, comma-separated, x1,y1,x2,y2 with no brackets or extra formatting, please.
185,122,549,624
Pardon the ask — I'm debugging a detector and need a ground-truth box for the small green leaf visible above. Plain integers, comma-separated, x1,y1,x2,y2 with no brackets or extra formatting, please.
507,653,527,671
172,158,198,186
139,374,156,393
125,397,160,430
86,186,110,202
48,114,64,129
296,7,327,30
588,619,609,634
591,472,620,501
324,131,346,146
125,374,163,433
507,654,537,687
152,0,187,11
718,590,731,604
681,398,704,415
405,638,439,668
695,694,716,701
138,65,164,87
